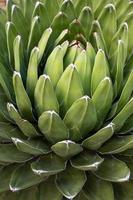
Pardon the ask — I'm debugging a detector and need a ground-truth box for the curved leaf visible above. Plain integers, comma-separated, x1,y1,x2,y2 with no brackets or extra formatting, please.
38,111,69,144
99,135,133,154
31,153,67,176
82,124,114,150
12,137,51,156
0,144,32,163
52,140,83,158
93,157,130,182
56,165,86,199
71,151,104,171
10,163,45,191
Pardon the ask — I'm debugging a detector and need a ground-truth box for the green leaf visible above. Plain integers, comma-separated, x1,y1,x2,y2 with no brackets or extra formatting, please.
93,157,130,182
27,16,41,55
0,144,32,163
74,0,92,17
32,1,50,31
79,6,93,39
0,122,24,140
60,0,76,22
10,163,45,191
83,173,114,200
91,49,109,95
31,153,67,176
12,137,51,156
44,0,59,22
92,77,113,127
11,5,29,47
38,111,69,144
71,151,104,171
56,165,86,199
0,164,16,193
82,124,114,150
6,21,17,67
114,181,133,200
45,45,66,88
56,64,84,116
112,98,133,131
38,27,52,63
117,71,133,113
64,96,97,142
39,176,63,200
52,140,83,158
13,72,33,121
99,135,133,154
98,4,117,51
7,103,39,137
26,47,39,101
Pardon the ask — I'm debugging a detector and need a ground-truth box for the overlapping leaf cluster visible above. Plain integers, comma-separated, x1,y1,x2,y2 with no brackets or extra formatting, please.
0,0,133,199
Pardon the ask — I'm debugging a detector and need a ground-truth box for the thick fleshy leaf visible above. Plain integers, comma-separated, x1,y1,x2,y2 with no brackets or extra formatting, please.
7,103,39,137
92,77,113,127
32,1,50,31
0,164,15,193
56,165,86,199
45,45,66,88
73,191,88,200
12,137,51,156
98,4,117,51
13,72,33,121
52,140,83,158
44,0,59,22
56,64,84,116
60,0,76,22
114,181,133,200
10,163,45,191
0,144,32,163
83,173,114,200
91,49,109,94
74,0,92,16
38,111,69,144
0,122,24,140
11,5,29,47
82,124,114,150
71,151,104,171
26,47,39,101
93,157,130,182
112,98,133,131
34,75,59,116
39,176,63,200
31,153,67,176
64,96,97,142
99,135,133,154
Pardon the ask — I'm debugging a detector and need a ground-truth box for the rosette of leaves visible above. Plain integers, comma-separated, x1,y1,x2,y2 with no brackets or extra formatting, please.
0,0,133,199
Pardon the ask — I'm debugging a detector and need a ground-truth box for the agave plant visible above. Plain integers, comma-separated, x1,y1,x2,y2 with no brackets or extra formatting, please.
0,0,133,199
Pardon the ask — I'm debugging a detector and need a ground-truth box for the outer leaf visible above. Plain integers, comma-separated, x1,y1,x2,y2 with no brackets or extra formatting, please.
91,49,109,94
38,111,69,144
93,157,130,182
10,163,45,191
31,153,67,176
112,98,133,131
114,181,133,200
64,96,97,141
34,75,59,116
7,103,39,137
13,72,33,121
71,151,104,171
45,45,66,88
52,140,83,158
99,135,133,154
82,124,114,150
0,144,32,163
56,165,86,199
12,137,51,156
0,164,15,193
39,176,63,200
83,173,114,200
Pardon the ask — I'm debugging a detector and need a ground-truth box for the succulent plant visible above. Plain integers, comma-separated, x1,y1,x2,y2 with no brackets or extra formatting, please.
0,0,133,199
